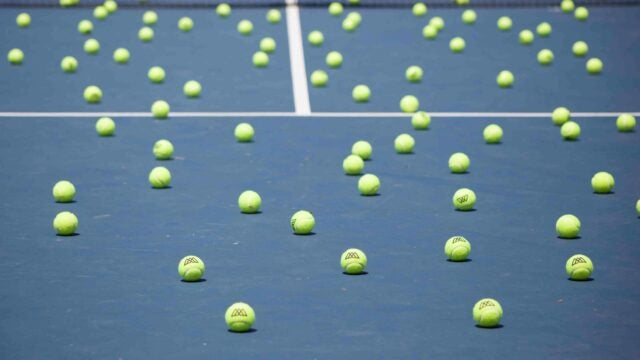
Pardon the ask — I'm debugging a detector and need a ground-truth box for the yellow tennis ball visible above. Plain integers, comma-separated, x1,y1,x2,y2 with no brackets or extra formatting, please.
556,214,580,238
453,188,476,211
95,117,115,136
473,298,503,328
216,3,231,18
291,210,315,235
225,302,255,332
566,254,593,280
358,174,380,196
148,166,172,188
53,211,78,236
616,113,636,132
444,236,471,261
552,107,571,125
411,111,431,130
83,85,102,104
394,134,415,154
448,152,470,173
153,139,174,160
238,190,261,213
352,140,372,160
340,248,367,274
151,100,170,119
591,171,614,194
560,121,580,140
178,255,205,281
483,124,503,143
343,154,364,175
235,123,255,142
53,180,76,202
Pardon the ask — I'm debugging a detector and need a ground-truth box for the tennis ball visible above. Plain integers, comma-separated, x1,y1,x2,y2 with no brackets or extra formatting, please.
422,24,438,40
260,37,276,53
238,190,261,213
560,121,580,140
95,117,115,136
518,29,534,45
561,0,575,13
574,6,589,21
266,9,281,24
216,3,231,17
348,0,360,4
453,188,476,210
341,248,367,274
449,37,466,53
399,95,419,113
483,124,503,144
461,9,476,24
53,211,79,236
183,80,202,98
138,27,154,42
153,139,174,160
566,254,593,280
308,30,324,46
636,199,640,216
328,2,343,16
237,19,253,35
449,152,470,173
412,3,427,17
7,48,23,65
178,17,194,32
83,85,102,104
552,107,571,125
149,166,171,188
346,12,362,26
616,113,636,132
352,140,372,160
497,16,512,31
16,13,31,28
572,41,588,57
394,134,415,154
342,17,358,32
234,123,254,142
556,214,580,238
143,10,158,25
59,56,77,73
405,66,423,84
151,100,170,119
178,255,205,281
352,85,371,103
104,0,117,13
291,210,315,235
94,5,108,20
84,38,100,54
537,49,554,65
455,0,470,5
225,302,255,332
53,180,76,202
326,51,343,68
358,174,380,196
473,298,503,328
536,22,552,37
444,236,471,261
586,58,603,74
343,154,364,175
591,171,614,194
496,70,514,88
430,16,445,31
148,66,165,83
113,48,130,64
78,19,93,34
411,111,431,130
310,70,328,87
252,51,269,68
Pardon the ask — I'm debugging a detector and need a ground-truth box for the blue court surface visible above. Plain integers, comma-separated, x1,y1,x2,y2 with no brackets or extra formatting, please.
1,1,640,359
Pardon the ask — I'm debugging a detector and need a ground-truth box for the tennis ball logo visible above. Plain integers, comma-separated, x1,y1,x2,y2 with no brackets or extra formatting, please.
178,255,205,282
344,251,360,260
230,309,248,317
478,300,496,311
451,236,466,244
225,302,256,332
340,248,367,274
183,257,199,266
290,210,315,235
571,257,587,266
456,195,469,203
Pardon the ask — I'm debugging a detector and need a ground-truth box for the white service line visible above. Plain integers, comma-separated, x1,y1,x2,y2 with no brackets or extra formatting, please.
285,0,311,115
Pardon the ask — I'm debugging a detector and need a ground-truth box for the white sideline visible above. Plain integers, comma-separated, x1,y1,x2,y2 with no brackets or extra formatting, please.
285,0,311,115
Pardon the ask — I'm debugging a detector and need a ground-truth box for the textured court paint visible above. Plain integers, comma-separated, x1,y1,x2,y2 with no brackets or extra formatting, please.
285,0,312,114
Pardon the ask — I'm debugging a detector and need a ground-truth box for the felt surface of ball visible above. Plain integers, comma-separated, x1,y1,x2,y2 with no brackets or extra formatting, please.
178,255,205,281
342,17,358,32
616,113,636,132
636,200,640,216
405,65,423,83
352,140,372,160
178,17,194,32
358,174,380,196
139,27,154,42
518,29,534,45
216,3,231,17
449,37,466,53
566,254,593,280
148,66,165,83
394,134,415,154
448,152,470,173
78,19,93,34
483,124,503,143
343,154,364,175
234,123,255,142
422,25,438,39
151,100,170,119
591,171,614,194
537,49,554,65
308,30,324,46
94,6,108,20
183,80,202,98
399,95,419,113
552,107,571,125
238,190,261,213
104,0,117,13
430,16,445,31
252,51,269,67
497,16,512,31
95,117,115,136
560,121,580,140
237,20,253,35
60,56,78,73
328,2,343,16
346,12,362,26
461,9,476,24
149,166,172,188
453,188,476,211
143,10,158,25
352,85,371,102
291,210,315,235
561,0,575,13
575,6,589,21
16,13,31,28
572,41,588,57
536,22,552,37
556,214,580,238
113,48,130,64
260,37,276,53
266,9,281,23
83,85,102,104
153,139,174,160
225,303,255,332
53,180,76,203
53,211,78,236
7,48,24,64
326,51,343,68
412,3,427,17
411,111,431,130
496,70,514,88
586,58,603,74
473,298,503,328
84,38,100,54
444,236,471,261
310,70,328,87
341,248,367,274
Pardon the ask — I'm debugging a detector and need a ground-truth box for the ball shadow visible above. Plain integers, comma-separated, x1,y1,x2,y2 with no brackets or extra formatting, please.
593,192,614,195
447,258,472,263
568,278,594,282
151,186,173,190
55,200,76,204
293,232,316,236
180,278,207,283
56,233,79,237
342,271,368,276
455,209,477,212
557,236,581,240
241,211,262,215
227,328,257,334
360,194,381,197
475,324,504,329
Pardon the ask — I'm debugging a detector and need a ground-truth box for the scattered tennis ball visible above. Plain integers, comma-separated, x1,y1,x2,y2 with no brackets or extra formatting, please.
430,16,445,31
352,85,371,102
461,9,476,24
572,41,588,57
103,0,117,13
560,121,580,140
178,255,205,281
138,26,154,42
586,58,603,74
394,134,415,154
308,30,324,46
151,100,170,119
238,190,261,213
405,66,423,83
183,80,202,98
411,111,431,130
399,95,419,113
60,56,78,73
348,0,360,4
153,139,174,160
346,12,362,26
574,6,589,21
591,171,614,194
453,188,476,211
536,22,552,37
291,210,315,235
148,66,165,83
266,9,281,24
83,85,102,104
252,51,269,67
551,107,571,125
422,24,438,39
496,70,514,88
341,248,367,274
616,113,636,132
237,19,253,35
225,302,255,332
310,70,328,87
566,254,593,280
84,38,100,54
326,51,343,68
328,2,343,16
449,37,466,53
260,37,276,53
342,17,357,32
483,124,503,143
142,10,158,25
449,152,470,173
94,5,108,20
178,17,194,32
149,166,172,188
444,236,471,261
561,0,575,13
216,3,231,17
473,298,503,328
53,180,76,203
343,154,364,175
358,174,380,196
352,140,372,160
537,49,554,65
113,48,130,64
636,199,640,216
53,211,79,236
455,0,470,5
497,16,512,31
234,123,254,142
7,48,24,64
412,2,427,17
518,29,534,45
78,19,93,34
556,214,580,238
95,117,115,136
16,13,31,28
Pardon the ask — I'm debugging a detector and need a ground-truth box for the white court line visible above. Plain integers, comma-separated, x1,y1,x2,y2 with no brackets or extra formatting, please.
285,0,311,115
